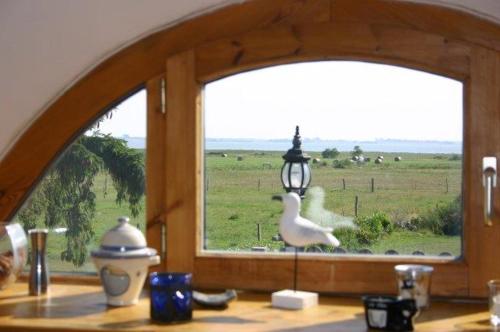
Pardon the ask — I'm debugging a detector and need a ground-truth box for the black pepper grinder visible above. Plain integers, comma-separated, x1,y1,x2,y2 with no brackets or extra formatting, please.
28,229,49,295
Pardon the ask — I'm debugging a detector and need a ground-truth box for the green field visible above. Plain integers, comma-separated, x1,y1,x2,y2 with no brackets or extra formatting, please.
18,149,462,273
205,150,462,256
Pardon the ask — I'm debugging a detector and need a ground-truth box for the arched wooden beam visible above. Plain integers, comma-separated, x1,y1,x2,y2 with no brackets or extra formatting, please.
195,21,471,82
0,0,499,220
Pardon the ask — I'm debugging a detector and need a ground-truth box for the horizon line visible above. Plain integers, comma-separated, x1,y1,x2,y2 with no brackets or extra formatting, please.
119,135,462,144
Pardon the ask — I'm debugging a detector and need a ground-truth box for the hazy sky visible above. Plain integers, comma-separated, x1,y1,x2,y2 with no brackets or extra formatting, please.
97,61,463,142
95,89,147,137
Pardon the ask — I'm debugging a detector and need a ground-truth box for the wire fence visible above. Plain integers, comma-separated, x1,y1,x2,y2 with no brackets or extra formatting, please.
205,175,461,194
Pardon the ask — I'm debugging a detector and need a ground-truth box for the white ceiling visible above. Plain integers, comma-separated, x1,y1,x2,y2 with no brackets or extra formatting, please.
0,0,499,161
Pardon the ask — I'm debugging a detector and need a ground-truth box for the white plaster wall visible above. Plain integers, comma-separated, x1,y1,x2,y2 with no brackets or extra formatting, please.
0,0,239,160
0,0,498,161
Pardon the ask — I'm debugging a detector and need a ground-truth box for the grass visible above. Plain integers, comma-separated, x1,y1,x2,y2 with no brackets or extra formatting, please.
370,230,460,256
17,149,463,273
205,150,462,255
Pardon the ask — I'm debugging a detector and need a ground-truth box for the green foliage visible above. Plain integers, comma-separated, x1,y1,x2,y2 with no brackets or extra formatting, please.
380,214,394,234
332,212,393,249
448,154,462,161
333,227,361,251
351,145,363,157
17,134,145,267
81,135,144,217
413,195,462,236
321,148,340,159
355,212,393,245
332,159,352,169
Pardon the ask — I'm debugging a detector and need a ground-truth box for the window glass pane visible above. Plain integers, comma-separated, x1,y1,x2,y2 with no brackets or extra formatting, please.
204,61,463,257
303,163,311,188
290,163,303,188
14,89,146,273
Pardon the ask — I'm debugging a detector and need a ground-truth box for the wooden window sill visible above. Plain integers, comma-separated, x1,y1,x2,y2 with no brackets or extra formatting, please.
0,282,490,331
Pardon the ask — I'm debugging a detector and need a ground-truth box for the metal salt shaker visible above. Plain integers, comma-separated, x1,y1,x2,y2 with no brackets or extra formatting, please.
29,229,49,295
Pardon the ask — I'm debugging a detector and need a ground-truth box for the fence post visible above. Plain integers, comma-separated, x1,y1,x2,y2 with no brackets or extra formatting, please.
343,179,346,190
257,223,262,241
371,178,374,193
104,175,108,198
258,179,261,191
206,178,209,192
355,195,359,217
445,177,449,193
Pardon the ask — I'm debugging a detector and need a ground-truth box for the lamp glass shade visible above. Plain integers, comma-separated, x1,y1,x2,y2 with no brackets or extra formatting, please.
281,162,291,188
302,162,311,188
281,161,311,192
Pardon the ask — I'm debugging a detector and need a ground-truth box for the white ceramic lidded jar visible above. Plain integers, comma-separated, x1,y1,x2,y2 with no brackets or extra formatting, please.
91,216,160,306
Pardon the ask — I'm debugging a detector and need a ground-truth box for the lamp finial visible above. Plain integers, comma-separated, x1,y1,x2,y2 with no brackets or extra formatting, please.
293,126,302,149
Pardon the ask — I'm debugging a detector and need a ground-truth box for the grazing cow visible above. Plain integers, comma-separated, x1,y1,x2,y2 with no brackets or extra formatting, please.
394,156,402,161
221,153,228,158
312,158,321,164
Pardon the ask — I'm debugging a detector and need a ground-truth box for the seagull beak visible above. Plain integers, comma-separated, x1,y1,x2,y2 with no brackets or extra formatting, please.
272,195,283,202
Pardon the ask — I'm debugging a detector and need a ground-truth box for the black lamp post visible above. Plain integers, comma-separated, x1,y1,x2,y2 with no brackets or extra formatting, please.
280,126,311,198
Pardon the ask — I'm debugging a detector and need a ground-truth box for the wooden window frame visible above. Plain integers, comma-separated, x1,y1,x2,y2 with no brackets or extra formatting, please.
2,0,500,297
162,24,473,297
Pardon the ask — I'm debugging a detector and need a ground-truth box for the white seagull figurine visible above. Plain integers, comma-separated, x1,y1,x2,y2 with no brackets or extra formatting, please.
273,192,340,247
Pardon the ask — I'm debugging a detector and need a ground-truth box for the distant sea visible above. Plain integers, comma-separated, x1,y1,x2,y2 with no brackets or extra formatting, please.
123,136,462,154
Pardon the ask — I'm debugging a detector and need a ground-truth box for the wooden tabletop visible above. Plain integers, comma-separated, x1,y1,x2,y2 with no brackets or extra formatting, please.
0,283,492,331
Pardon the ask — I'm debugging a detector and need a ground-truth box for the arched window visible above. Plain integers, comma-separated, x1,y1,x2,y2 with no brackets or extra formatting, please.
2,0,500,297
204,61,463,258
13,90,146,273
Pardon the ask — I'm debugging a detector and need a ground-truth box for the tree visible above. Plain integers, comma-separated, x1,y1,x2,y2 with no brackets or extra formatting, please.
17,134,145,267
321,148,340,159
351,145,363,157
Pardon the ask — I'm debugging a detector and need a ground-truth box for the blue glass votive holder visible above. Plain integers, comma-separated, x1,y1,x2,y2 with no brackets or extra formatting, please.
150,272,193,323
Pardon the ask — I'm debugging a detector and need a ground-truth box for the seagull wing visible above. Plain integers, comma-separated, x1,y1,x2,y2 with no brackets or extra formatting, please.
295,217,340,247
296,216,333,233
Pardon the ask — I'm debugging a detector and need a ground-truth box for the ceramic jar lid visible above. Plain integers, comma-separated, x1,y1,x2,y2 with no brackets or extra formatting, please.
91,217,157,259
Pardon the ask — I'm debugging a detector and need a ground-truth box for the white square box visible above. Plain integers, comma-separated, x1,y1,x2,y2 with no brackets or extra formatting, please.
271,289,318,310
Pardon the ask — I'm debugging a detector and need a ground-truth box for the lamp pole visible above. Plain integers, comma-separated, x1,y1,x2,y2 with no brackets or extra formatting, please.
279,126,312,291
